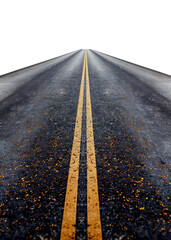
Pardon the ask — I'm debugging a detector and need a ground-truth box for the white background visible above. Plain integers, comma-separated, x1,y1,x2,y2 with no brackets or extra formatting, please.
0,0,171,75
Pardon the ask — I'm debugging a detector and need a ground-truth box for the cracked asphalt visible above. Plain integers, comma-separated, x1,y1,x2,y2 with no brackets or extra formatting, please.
0,50,170,239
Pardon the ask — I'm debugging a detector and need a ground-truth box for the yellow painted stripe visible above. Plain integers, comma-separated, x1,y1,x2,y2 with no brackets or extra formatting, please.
85,51,103,239
60,52,86,239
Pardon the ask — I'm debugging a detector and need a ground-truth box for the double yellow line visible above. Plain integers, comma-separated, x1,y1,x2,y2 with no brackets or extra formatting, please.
60,51,102,239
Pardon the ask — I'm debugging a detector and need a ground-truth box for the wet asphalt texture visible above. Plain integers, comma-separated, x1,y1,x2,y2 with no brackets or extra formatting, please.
0,50,170,239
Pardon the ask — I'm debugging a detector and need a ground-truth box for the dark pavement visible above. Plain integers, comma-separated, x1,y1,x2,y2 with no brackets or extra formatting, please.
0,50,170,239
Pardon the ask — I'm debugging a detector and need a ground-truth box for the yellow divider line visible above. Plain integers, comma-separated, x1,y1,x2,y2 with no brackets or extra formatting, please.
85,51,103,239
60,52,86,239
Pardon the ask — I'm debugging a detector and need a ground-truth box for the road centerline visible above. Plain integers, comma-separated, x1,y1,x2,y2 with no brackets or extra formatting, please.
85,51,103,239
61,50,102,239
60,52,86,239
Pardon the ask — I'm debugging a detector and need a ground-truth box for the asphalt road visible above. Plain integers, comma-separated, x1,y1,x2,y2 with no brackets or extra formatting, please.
0,50,170,239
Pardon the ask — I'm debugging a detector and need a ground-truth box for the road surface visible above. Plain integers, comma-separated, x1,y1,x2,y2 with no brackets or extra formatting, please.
0,50,170,239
